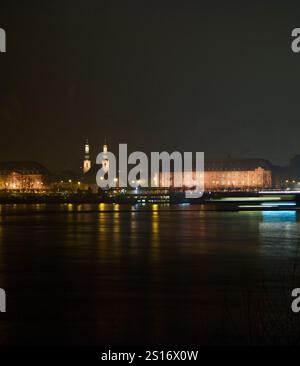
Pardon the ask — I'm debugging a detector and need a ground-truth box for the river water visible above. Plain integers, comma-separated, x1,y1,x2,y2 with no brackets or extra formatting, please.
0,204,299,345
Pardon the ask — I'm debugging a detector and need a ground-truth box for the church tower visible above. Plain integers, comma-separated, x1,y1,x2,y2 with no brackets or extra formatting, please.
83,139,91,174
102,140,109,173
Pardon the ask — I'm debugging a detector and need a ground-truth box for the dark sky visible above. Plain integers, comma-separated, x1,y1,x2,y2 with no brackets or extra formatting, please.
0,0,300,173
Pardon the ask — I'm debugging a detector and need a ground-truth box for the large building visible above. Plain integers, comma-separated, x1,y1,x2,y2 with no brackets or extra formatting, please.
160,158,273,191
0,161,49,191
203,158,272,190
80,139,273,192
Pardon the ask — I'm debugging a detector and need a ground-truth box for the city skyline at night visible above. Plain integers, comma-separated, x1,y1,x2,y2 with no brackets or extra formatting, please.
2,0,300,356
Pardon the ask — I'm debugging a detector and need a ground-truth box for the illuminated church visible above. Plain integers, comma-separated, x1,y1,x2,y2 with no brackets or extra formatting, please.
82,139,109,176
83,139,91,174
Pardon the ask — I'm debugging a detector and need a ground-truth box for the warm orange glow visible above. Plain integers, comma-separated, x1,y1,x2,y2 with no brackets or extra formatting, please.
0,171,44,190
160,167,272,191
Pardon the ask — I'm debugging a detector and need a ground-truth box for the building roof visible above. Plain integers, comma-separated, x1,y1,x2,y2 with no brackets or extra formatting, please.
205,158,273,171
0,161,50,175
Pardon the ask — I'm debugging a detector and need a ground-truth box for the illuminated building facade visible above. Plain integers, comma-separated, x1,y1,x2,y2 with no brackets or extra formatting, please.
80,141,273,192
160,159,273,191
0,162,49,190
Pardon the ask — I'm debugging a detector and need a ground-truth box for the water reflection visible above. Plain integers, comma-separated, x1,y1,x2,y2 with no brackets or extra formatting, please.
0,204,300,345
259,211,300,262
259,211,298,240
151,209,159,247
262,210,297,222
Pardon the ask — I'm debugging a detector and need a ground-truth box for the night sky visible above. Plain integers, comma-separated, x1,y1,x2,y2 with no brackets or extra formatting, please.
0,0,300,173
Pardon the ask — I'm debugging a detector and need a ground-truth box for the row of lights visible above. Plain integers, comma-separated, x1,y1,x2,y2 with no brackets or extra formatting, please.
211,180,256,185
285,179,298,184
4,181,43,187
60,180,81,185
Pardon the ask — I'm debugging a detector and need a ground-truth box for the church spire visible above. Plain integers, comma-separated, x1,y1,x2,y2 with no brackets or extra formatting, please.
102,139,109,172
83,138,91,174
103,138,108,154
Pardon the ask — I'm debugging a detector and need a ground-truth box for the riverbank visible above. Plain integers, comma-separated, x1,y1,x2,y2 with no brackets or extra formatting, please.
0,191,300,211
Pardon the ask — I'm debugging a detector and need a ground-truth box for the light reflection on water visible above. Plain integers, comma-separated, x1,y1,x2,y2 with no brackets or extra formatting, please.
259,210,299,243
0,204,300,345
262,210,297,222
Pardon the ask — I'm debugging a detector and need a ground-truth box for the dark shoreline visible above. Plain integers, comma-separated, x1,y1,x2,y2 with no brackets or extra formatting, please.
0,191,300,212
